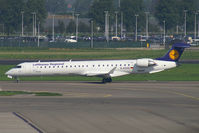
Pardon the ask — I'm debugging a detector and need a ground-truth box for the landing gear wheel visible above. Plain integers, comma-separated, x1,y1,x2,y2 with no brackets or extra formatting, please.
102,78,107,84
102,78,112,83
107,78,112,83
14,77,19,83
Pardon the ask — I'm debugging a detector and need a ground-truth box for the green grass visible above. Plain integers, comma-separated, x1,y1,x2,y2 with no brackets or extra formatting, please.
0,47,197,60
34,92,62,96
0,91,32,96
0,91,62,96
1,64,199,81
114,64,199,81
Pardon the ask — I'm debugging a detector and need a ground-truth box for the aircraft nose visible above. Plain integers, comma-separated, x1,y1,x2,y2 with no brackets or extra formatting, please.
5,70,12,75
5,70,14,79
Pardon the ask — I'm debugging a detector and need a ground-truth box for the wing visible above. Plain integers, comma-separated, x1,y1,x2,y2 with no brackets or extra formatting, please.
85,67,117,77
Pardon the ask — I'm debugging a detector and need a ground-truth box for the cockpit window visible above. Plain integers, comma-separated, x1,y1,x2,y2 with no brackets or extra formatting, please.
14,66,22,68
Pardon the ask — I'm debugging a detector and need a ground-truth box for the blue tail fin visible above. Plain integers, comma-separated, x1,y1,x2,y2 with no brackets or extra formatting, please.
156,43,190,62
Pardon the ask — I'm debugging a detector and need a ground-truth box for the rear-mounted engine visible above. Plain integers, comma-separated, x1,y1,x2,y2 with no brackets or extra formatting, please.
136,59,156,67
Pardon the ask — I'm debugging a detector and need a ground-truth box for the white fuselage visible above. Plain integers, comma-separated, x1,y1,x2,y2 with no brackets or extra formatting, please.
5,59,177,78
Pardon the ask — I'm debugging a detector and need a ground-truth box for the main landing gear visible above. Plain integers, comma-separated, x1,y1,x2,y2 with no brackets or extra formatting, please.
102,78,112,83
14,76,19,83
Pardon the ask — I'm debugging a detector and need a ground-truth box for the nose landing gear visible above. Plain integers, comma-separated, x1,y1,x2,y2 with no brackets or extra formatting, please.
14,77,20,83
102,77,112,83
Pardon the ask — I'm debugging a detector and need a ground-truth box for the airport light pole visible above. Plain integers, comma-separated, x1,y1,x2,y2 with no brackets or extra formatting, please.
135,14,139,41
2,24,4,36
163,20,166,48
184,10,188,37
176,25,179,35
32,12,35,37
115,11,118,37
198,16,199,38
52,14,55,41
105,11,109,43
34,13,37,36
38,22,40,47
107,13,110,43
145,12,149,40
21,11,24,37
118,0,120,8
91,20,94,48
194,12,198,40
75,14,80,42
121,12,123,38
72,11,75,20
197,10,199,38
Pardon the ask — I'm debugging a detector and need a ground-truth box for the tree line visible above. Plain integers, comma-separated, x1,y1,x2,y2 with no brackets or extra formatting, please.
0,0,47,35
0,0,199,35
89,0,199,33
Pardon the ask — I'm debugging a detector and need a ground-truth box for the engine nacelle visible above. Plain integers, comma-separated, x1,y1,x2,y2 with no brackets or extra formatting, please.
136,59,156,67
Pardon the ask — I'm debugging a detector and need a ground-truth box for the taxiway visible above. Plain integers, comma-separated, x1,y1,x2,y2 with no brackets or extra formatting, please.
0,81,198,133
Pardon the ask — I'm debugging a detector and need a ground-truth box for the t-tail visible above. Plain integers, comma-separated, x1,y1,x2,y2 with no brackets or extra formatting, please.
156,43,190,62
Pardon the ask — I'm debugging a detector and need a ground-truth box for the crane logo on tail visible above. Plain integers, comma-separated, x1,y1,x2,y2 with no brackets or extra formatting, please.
169,49,179,60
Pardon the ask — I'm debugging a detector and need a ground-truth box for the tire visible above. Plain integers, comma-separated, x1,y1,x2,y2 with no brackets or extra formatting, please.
102,78,107,83
108,78,112,83
102,78,112,83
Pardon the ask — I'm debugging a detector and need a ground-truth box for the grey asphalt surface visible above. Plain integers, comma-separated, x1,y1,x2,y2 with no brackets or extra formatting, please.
0,81,199,133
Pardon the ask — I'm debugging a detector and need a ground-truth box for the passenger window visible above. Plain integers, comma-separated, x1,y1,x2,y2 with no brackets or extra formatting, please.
93,65,95,67
86,65,88,67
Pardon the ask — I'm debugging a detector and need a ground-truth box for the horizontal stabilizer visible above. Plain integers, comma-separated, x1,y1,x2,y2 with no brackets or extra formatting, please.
149,69,164,74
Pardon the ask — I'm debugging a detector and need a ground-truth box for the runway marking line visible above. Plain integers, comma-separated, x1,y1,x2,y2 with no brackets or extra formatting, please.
104,94,112,98
171,91,199,101
13,112,45,133
63,92,112,98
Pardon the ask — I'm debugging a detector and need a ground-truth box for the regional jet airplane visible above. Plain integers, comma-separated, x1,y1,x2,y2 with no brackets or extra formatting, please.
5,43,190,83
